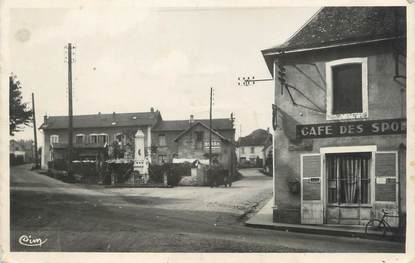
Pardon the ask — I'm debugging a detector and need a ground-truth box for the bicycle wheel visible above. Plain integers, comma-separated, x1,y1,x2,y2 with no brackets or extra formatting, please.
365,219,387,237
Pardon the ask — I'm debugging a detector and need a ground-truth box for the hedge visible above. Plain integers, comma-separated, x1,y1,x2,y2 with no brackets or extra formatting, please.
148,163,192,186
72,161,101,184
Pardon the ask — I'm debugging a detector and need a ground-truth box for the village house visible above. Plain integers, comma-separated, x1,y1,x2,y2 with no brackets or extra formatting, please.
261,7,406,227
236,129,272,167
151,115,235,165
10,139,35,164
40,109,236,172
39,109,161,169
173,120,235,168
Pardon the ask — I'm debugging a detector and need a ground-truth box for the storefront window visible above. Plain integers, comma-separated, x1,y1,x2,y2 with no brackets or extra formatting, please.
326,152,371,205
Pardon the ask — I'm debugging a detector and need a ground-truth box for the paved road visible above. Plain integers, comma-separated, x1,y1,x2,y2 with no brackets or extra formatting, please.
10,165,404,252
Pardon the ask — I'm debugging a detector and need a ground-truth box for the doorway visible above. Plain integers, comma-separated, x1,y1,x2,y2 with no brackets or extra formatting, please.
325,152,372,225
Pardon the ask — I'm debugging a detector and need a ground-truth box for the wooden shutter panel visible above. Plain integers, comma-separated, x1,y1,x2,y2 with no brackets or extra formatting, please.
301,154,323,224
375,152,398,202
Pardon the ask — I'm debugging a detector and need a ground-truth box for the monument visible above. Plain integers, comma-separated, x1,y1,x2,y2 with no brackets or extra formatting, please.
134,129,149,183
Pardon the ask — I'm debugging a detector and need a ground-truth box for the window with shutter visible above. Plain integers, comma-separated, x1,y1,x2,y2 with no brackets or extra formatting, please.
301,154,323,224
375,152,398,202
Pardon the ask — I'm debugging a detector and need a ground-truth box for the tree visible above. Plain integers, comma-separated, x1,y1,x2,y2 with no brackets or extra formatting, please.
9,74,32,136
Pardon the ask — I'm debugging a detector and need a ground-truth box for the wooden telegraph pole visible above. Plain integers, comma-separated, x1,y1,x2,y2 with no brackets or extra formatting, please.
32,93,39,169
66,43,74,176
209,87,213,167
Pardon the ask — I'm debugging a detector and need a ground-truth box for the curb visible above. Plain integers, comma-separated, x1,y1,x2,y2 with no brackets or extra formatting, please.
245,221,404,243
104,184,173,188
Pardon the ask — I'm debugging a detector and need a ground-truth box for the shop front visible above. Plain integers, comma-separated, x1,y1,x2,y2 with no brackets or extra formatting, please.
260,7,406,228
298,119,405,227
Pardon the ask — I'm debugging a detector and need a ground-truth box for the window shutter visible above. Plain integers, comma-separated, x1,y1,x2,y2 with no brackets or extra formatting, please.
375,152,398,202
301,154,323,224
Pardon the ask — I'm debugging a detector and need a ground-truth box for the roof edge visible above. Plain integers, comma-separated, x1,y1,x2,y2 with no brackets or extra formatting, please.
173,121,230,142
262,36,405,56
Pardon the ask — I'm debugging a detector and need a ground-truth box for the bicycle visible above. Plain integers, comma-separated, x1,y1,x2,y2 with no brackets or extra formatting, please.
364,209,399,238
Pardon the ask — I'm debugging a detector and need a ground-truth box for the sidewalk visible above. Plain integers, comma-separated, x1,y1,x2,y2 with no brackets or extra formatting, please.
245,199,403,242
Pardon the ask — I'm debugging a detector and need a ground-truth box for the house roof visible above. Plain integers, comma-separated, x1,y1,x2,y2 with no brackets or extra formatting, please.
262,7,406,74
153,118,233,132
40,111,161,130
263,7,406,54
237,129,271,147
173,121,231,143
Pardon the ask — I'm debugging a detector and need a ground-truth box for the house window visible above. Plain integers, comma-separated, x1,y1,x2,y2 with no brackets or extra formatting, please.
75,134,85,144
89,134,98,144
158,154,167,163
195,131,204,142
98,134,108,144
50,135,59,144
89,134,108,144
115,133,124,144
158,134,166,146
250,147,255,154
326,58,368,120
326,152,371,204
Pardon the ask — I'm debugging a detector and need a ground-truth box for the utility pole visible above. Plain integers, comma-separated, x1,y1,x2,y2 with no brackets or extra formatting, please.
209,87,213,167
31,93,39,169
66,43,74,176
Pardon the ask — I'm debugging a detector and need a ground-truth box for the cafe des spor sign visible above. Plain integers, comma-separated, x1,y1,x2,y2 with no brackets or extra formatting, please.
296,118,406,139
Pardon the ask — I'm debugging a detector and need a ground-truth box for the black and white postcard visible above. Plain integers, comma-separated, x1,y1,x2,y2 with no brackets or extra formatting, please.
1,1,414,262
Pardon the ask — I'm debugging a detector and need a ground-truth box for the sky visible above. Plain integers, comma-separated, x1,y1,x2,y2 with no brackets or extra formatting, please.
10,6,320,141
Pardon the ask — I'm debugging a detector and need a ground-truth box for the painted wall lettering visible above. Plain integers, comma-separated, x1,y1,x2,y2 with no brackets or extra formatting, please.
296,119,406,139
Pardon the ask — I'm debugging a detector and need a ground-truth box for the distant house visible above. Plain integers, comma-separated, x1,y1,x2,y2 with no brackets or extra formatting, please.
151,115,235,164
10,139,34,164
173,120,235,170
39,109,161,169
236,129,271,167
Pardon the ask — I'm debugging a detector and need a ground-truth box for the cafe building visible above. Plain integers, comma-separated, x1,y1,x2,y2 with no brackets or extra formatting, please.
261,7,406,227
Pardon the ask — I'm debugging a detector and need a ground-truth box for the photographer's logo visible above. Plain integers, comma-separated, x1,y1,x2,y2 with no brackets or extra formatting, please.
18,234,47,247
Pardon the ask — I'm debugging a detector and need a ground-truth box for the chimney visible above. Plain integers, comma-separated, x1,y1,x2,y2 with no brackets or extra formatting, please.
113,112,116,118
150,107,154,113
189,114,194,124
43,114,48,124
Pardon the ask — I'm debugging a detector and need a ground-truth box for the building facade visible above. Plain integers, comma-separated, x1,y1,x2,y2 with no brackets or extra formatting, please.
10,139,35,164
262,7,406,226
39,110,161,168
151,115,235,164
236,129,271,167
40,110,236,169
174,121,235,171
